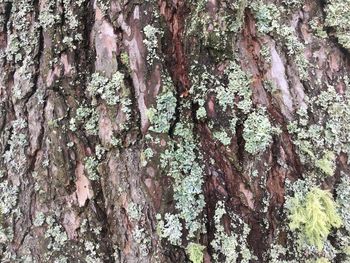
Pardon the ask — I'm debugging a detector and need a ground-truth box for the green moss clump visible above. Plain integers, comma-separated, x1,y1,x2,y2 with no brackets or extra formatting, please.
288,187,342,251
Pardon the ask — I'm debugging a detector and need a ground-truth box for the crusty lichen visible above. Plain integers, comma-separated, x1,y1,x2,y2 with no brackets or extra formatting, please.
250,1,308,79
243,109,273,154
147,78,177,133
87,72,124,106
211,201,255,263
186,243,205,263
143,25,163,64
325,0,350,50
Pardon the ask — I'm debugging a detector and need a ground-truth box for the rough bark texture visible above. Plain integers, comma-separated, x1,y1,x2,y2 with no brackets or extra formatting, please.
1,0,350,262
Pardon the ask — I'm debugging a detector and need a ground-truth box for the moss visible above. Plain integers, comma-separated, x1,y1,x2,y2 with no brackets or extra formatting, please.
186,243,205,263
313,258,330,263
287,187,342,251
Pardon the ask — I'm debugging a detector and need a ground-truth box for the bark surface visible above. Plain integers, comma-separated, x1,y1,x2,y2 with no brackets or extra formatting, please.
1,0,350,262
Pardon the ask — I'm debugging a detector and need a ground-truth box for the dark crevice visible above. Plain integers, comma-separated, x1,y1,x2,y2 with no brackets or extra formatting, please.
159,0,191,138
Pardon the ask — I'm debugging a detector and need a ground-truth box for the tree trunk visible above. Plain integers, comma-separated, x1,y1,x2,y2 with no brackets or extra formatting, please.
1,0,350,262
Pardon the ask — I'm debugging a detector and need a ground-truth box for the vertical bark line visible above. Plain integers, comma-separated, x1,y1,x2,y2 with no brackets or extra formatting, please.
121,4,150,134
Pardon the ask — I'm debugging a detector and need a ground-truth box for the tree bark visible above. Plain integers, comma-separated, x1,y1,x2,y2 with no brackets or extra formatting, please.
1,0,350,262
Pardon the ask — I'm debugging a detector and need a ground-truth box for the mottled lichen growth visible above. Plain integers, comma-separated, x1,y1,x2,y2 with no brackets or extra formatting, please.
143,25,163,64
250,1,308,79
147,78,177,133
84,156,99,181
336,174,350,232
325,0,350,50
185,0,248,53
0,180,18,215
217,61,252,113
157,213,183,246
87,72,125,106
70,106,99,135
211,201,255,263
243,109,273,154
159,120,205,240
288,85,350,178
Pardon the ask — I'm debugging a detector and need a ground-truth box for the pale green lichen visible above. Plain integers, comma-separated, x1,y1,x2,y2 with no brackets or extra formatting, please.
33,212,46,227
211,201,255,263
157,213,183,246
160,121,205,239
251,1,308,79
87,72,124,106
2,118,28,173
243,109,273,154
127,202,142,221
84,156,99,181
216,61,252,113
186,243,205,263
288,85,350,178
309,19,328,39
143,25,163,64
141,148,154,166
147,78,177,133
84,240,102,263
336,174,350,232
45,216,68,251
315,151,336,177
38,1,60,30
70,106,99,135
213,131,231,146
132,225,151,257
325,0,350,50
267,244,287,262
186,0,247,52
0,181,18,215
